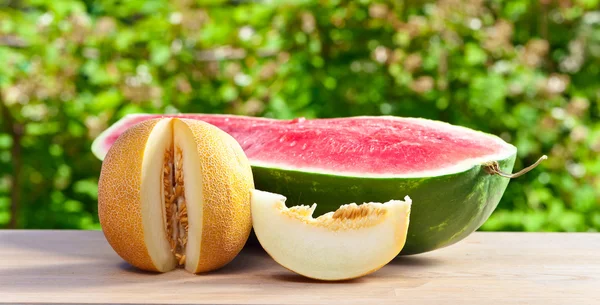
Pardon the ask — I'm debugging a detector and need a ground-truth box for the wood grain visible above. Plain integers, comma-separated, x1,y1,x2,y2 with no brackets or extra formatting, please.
0,230,598,305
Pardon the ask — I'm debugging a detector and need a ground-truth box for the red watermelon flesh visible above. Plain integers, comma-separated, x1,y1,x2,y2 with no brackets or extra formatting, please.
93,114,514,177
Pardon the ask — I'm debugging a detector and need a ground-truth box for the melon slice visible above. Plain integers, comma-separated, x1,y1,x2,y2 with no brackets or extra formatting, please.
251,189,411,281
93,114,545,254
98,118,254,273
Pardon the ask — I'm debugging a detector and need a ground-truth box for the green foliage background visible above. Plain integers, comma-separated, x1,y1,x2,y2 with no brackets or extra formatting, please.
1,0,599,231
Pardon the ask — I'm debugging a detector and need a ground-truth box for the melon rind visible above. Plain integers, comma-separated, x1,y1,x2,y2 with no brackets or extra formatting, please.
94,114,517,255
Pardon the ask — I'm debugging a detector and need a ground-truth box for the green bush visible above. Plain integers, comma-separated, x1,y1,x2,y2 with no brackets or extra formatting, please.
1,0,599,231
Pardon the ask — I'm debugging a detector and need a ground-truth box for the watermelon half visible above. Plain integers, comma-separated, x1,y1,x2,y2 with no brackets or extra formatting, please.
93,114,518,255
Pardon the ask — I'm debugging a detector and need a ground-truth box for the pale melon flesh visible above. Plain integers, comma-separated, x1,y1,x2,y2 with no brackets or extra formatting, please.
140,119,206,273
250,189,412,281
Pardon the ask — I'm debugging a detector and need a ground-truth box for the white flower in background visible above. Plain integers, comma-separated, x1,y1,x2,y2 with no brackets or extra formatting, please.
374,46,388,63
238,26,255,41
234,73,252,87
468,18,482,30
169,12,182,25
38,12,54,27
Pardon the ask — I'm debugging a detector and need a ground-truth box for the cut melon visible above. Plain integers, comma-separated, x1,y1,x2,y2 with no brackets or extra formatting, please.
93,114,545,254
251,189,411,281
98,118,254,273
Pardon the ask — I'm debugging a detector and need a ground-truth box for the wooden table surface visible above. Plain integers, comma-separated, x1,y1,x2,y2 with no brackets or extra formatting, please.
0,230,598,305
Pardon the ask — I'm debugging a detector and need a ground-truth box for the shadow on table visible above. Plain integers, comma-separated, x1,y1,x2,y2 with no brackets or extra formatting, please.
116,242,269,276
257,254,444,284
269,273,367,284
390,255,443,267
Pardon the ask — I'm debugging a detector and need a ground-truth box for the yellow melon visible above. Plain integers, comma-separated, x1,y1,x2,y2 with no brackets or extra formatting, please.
251,189,411,281
98,118,254,273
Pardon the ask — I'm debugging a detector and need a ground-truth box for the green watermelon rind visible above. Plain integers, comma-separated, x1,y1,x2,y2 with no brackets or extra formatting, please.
92,114,518,255
251,153,515,255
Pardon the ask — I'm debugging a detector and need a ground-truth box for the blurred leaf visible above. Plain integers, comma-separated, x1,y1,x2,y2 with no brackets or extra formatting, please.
465,43,487,66
0,134,12,149
151,44,171,65
91,89,122,112
73,179,98,200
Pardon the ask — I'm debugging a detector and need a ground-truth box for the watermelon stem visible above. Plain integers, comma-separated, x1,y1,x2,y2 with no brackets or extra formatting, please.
484,155,548,178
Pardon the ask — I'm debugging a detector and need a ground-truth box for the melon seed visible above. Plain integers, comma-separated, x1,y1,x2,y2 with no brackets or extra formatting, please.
163,147,189,266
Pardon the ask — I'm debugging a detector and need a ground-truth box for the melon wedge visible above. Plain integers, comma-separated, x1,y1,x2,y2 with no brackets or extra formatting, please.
98,118,254,273
93,114,544,254
251,189,411,281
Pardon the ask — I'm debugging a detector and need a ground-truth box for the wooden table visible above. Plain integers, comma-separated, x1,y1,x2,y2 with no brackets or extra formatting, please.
0,230,598,304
